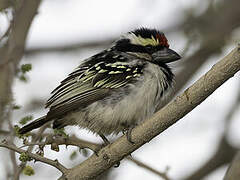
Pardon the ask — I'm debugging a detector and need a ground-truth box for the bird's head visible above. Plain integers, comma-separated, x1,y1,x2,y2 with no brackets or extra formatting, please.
114,28,181,64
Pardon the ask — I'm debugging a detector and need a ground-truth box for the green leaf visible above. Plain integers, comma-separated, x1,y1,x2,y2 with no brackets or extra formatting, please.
70,151,77,160
19,74,27,82
23,165,35,176
19,152,33,162
14,125,30,138
13,104,21,110
21,64,32,73
80,148,89,157
54,128,68,138
19,115,33,125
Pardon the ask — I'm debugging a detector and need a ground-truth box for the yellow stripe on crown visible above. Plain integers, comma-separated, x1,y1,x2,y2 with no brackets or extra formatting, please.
129,34,160,46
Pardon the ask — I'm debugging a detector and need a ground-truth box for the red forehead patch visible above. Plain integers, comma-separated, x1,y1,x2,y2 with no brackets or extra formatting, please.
156,33,169,48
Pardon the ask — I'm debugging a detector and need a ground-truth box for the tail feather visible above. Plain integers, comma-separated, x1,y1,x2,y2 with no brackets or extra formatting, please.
18,116,49,134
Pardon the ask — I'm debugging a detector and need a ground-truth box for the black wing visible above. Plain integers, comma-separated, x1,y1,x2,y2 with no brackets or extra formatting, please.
45,54,144,120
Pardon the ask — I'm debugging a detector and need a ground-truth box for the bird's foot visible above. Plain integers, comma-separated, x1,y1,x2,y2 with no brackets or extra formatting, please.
122,126,135,144
98,133,121,167
114,161,120,168
126,127,135,144
99,133,110,146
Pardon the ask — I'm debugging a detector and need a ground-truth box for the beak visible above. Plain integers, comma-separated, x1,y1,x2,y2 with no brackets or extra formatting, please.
152,48,181,63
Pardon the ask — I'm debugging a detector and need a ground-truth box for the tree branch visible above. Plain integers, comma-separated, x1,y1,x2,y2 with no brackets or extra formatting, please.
21,135,101,153
184,83,240,179
126,156,170,180
63,46,240,179
14,123,49,178
175,0,240,94
0,0,41,127
185,137,237,180
224,151,240,180
19,132,169,179
0,140,68,174
24,39,114,56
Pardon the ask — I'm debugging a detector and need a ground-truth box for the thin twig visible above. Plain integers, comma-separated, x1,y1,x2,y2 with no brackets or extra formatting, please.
126,156,170,180
0,129,10,135
0,141,68,174
21,134,101,153
8,121,18,180
14,123,50,178
18,132,168,179
184,137,237,180
24,39,114,56
224,151,240,180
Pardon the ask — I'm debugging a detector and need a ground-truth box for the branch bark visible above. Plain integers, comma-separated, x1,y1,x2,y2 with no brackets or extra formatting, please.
63,46,240,179
0,1,41,179
224,151,240,180
0,0,41,127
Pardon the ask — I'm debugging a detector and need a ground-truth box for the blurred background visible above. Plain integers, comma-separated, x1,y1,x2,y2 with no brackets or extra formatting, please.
0,0,240,179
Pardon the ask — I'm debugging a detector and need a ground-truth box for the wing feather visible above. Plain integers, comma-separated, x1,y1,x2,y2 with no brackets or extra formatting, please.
45,55,144,120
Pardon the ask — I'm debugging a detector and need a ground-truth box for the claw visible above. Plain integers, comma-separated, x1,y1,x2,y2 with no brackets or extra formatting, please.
114,161,120,168
91,134,110,157
126,127,134,144
99,133,110,145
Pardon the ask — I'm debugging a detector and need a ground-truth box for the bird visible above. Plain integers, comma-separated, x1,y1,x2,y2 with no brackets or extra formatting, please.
19,28,181,144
